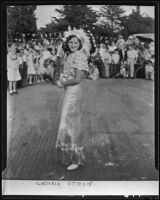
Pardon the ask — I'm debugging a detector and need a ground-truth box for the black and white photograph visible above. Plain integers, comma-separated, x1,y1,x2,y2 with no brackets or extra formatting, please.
1,1,159,196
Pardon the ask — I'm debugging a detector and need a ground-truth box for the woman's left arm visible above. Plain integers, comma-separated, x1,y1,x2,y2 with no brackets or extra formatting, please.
60,68,84,87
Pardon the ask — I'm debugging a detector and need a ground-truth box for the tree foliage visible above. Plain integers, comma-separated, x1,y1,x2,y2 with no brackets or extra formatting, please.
99,5,126,35
53,5,98,31
7,6,37,40
121,10,154,35
7,5,154,43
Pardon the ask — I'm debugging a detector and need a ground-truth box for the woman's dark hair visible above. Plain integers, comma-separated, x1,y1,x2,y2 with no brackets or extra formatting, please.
62,35,82,53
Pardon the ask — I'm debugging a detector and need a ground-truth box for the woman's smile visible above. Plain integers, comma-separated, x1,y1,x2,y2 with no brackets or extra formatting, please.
68,37,80,51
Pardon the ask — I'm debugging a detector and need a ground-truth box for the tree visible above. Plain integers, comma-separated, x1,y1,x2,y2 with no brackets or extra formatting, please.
121,9,154,35
7,6,37,41
54,5,98,30
99,5,125,36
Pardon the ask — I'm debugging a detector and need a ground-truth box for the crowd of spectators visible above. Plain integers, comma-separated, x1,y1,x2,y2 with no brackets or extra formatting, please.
7,33,155,95
89,34,155,80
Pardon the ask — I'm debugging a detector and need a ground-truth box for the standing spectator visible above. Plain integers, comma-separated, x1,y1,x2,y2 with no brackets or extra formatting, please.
127,45,137,78
23,47,28,87
108,40,117,52
102,46,112,78
126,35,134,46
99,43,107,77
91,47,104,78
49,48,57,83
143,47,152,62
116,34,125,49
118,43,128,63
99,43,106,57
7,45,21,95
55,39,66,83
37,50,46,83
33,50,40,84
136,47,145,66
43,45,52,60
111,49,120,78
145,60,154,80
27,48,36,85
149,42,155,56
17,49,25,88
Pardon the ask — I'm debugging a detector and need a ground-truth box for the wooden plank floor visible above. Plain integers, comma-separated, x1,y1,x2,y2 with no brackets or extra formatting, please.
3,78,158,180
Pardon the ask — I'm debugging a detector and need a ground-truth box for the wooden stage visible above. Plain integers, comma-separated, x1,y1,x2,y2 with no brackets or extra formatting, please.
3,78,158,180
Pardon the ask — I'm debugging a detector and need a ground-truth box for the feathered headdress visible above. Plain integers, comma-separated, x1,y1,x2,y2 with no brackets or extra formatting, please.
63,26,96,56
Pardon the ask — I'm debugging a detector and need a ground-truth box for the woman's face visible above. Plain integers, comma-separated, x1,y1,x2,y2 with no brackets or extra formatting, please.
68,37,80,52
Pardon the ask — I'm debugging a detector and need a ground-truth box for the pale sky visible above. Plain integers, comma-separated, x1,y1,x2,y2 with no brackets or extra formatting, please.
35,5,155,29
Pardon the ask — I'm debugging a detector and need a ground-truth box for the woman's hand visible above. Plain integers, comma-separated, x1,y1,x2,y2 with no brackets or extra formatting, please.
57,78,65,88
59,78,66,85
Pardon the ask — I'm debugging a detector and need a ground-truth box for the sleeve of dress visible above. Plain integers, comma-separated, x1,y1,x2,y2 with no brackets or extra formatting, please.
73,52,89,72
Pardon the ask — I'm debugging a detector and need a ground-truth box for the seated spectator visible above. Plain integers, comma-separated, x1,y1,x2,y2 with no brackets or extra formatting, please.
88,62,100,80
145,60,154,80
115,61,127,79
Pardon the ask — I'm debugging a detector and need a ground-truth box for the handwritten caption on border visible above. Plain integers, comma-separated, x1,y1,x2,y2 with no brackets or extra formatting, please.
36,181,93,188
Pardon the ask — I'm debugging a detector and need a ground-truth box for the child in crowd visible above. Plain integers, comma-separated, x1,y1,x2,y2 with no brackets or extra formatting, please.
145,60,154,80
88,62,100,80
7,45,21,95
127,45,137,78
27,48,36,85
33,50,40,83
46,59,56,82
111,49,120,78
115,61,127,79
38,50,46,83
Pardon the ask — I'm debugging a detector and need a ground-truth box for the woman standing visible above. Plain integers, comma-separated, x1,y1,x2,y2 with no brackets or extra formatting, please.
55,29,94,171
7,45,21,95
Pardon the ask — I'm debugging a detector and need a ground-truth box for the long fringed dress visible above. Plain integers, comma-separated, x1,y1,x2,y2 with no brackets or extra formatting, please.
55,51,89,166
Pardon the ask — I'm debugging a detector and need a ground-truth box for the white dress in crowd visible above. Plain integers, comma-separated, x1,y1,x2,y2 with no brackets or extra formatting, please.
55,50,89,166
7,53,21,81
27,53,36,75
38,57,46,75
